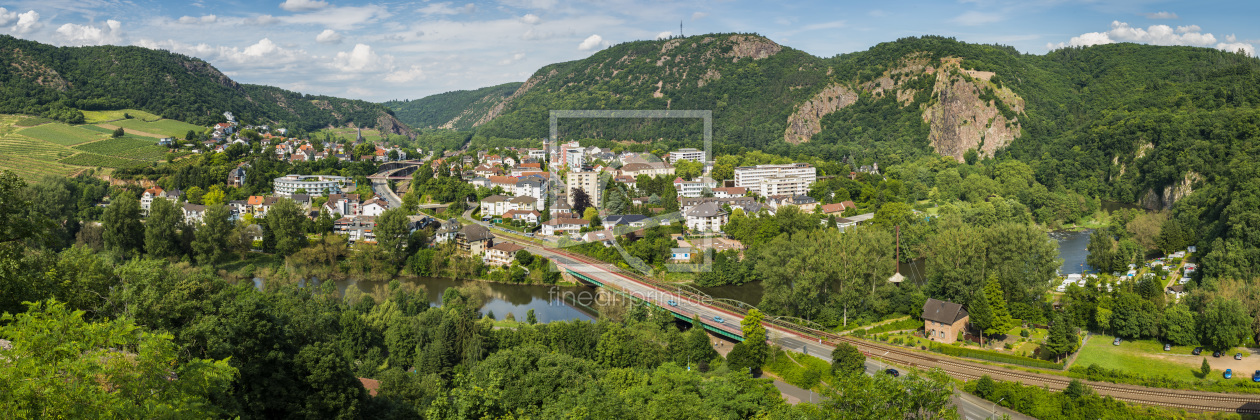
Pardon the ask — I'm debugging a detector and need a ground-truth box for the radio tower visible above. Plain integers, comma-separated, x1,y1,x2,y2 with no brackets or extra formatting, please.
680,20,683,38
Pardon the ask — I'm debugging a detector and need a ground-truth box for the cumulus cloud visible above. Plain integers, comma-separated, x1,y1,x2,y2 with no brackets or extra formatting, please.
279,5,390,30
332,43,395,73
136,37,310,67
1048,21,1253,56
55,20,122,45
385,64,424,83
497,52,525,65
280,0,328,12
655,31,671,40
0,8,17,26
12,10,41,34
577,34,603,50
1142,11,1178,19
952,11,1003,26
519,14,541,24
316,29,342,44
419,2,476,16
178,15,218,24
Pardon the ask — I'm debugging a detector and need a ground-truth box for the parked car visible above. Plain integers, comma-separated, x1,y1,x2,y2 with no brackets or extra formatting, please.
713,316,725,324
1214,351,1223,358
1253,370,1260,382
1164,343,1172,351
1225,369,1233,379
1112,337,1122,346
1193,347,1203,355
884,368,900,377
667,300,677,307
1236,353,1244,360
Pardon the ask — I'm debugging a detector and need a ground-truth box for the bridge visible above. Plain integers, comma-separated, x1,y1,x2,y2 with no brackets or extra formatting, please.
369,160,426,180
472,211,1260,414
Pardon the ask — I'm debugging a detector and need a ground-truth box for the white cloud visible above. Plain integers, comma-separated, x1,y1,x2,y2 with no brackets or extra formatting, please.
136,37,310,68
12,10,42,34
0,8,17,26
385,65,425,82
499,0,557,10
333,43,395,73
279,0,328,12
419,2,476,16
577,34,603,50
1142,11,1178,19
497,52,525,65
519,14,541,25
55,20,122,45
655,31,671,40
316,29,343,44
1048,21,1253,56
952,11,1003,26
690,12,707,21
178,15,218,24
279,5,390,30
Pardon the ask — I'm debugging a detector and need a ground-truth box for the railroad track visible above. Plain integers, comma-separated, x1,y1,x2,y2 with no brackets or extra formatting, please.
526,242,1260,413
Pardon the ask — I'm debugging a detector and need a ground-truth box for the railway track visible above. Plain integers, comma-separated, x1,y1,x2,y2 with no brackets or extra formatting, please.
529,241,1260,413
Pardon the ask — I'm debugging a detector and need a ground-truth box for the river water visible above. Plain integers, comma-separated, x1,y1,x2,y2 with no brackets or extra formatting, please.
1050,229,1094,275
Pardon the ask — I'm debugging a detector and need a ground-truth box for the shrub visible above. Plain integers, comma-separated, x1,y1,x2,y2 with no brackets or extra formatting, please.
1021,329,1031,338
933,344,1064,370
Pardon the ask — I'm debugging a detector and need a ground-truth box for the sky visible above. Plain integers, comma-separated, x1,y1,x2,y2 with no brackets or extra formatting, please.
0,0,1256,102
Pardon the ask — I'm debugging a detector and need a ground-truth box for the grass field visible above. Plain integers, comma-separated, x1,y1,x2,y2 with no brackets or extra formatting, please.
18,123,108,146
1073,335,1249,382
315,127,384,143
74,137,172,161
81,109,162,124
108,118,206,138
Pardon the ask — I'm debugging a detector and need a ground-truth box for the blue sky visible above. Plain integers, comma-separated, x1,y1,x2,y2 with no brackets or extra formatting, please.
0,0,1255,102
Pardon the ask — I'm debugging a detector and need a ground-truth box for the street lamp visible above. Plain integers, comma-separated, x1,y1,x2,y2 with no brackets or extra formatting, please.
991,397,1005,418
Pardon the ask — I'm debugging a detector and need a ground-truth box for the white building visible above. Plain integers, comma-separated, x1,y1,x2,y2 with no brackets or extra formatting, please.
480,195,510,217
684,202,728,232
669,148,705,164
541,217,589,236
484,242,525,266
182,203,206,224
514,177,548,202
734,164,816,197
566,169,602,209
273,175,353,197
674,177,718,198
361,198,389,217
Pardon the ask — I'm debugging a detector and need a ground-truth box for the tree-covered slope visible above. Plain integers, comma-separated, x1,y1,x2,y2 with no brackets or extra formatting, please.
0,35,411,134
383,82,522,130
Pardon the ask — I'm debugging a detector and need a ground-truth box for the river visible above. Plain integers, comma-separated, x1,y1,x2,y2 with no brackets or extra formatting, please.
1050,229,1094,275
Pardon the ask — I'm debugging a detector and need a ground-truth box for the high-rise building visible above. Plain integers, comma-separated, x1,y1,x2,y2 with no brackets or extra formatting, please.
734,163,816,197
566,169,601,210
669,148,706,164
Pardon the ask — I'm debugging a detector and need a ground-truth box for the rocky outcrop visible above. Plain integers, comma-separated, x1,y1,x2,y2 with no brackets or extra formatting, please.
725,35,781,61
376,113,414,137
783,83,859,144
922,59,1023,161
465,69,554,128
1140,172,1201,210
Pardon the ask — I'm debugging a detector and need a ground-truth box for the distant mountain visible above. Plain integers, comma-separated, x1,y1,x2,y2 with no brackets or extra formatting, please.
384,82,522,131
0,35,411,135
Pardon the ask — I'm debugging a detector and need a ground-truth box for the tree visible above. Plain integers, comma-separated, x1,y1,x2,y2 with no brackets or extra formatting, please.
1044,312,1078,362
0,300,236,418
726,342,756,374
1202,358,1212,377
830,342,865,376
193,204,232,265
266,198,308,256
1198,299,1253,351
963,148,978,165
571,188,592,216
605,188,627,214
526,309,537,325
375,208,411,267
741,309,769,368
1086,230,1118,274
111,127,124,138
515,250,534,266
102,190,143,256
185,129,197,141
203,185,226,206
185,186,205,205
144,197,181,259
981,276,1015,337
1162,303,1197,346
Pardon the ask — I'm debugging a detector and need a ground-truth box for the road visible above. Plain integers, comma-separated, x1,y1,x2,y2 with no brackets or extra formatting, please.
463,207,1260,415
371,179,402,208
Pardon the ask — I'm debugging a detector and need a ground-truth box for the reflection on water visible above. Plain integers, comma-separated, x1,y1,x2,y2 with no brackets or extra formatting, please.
1050,229,1094,275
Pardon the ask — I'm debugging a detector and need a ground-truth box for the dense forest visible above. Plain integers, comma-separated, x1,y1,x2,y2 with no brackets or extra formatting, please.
0,35,408,133
384,83,522,130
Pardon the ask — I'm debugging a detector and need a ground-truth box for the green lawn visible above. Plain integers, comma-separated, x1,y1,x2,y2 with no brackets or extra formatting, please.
18,122,107,146
108,118,206,138
81,109,162,124
1073,335,1241,382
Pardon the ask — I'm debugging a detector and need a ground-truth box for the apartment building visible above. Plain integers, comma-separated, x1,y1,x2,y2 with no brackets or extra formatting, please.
734,163,816,197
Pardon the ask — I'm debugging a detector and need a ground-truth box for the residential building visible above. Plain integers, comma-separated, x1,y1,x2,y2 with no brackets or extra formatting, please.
502,209,541,224
670,248,692,262
566,169,602,209
668,148,705,164
712,187,747,198
334,215,377,243
514,177,547,201
182,203,207,224
922,298,970,344
820,201,858,215
527,148,547,161
550,198,572,218
480,195,510,217
361,198,389,216
458,224,494,255
541,217,589,236
673,177,718,198
604,214,650,228
433,218,462,244
323,194,362,217
273,175,353,197
684,202,728,232
679,197,757,214
619,162,675,178
734,163,817,197
488,176,518,192
484,242,525,266
507,196,537,212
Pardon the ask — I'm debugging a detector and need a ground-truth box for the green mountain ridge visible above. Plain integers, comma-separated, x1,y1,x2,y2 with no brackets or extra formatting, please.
0,35,411,135
383,82,522,130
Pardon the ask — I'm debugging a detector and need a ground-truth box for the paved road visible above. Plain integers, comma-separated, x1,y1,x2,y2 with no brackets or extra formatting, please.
371,179,402,208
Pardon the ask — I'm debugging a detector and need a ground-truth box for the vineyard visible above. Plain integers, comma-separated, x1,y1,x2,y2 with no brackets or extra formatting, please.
81,109,162,124
60,152,149,169
0,153,80,180
0,115,81,179
14,116,52,127
18,123,106,146
74,137,173,161
108,118,206,138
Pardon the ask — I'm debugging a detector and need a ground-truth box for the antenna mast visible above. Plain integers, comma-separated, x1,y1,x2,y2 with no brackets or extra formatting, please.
680,20,683,38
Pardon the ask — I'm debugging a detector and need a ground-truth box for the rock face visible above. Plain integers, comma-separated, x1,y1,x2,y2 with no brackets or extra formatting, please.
1141,172,1201,210
376,113,414,137
724,35,782,61
784,84,858,144
464,68,553,128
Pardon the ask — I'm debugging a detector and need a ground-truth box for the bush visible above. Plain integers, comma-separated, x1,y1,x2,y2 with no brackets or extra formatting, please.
1021,329,1031,338
933,344,1064,370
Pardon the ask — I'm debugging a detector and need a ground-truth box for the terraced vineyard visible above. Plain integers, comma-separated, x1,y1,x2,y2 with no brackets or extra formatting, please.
17,123,107,146
108,118,205,138
81,109,162,124
0,115,81,179
60,153,148,169
74,137,172,161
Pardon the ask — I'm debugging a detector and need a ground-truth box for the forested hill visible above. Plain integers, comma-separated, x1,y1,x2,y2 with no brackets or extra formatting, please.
384,82,522,130
0,35,411,135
